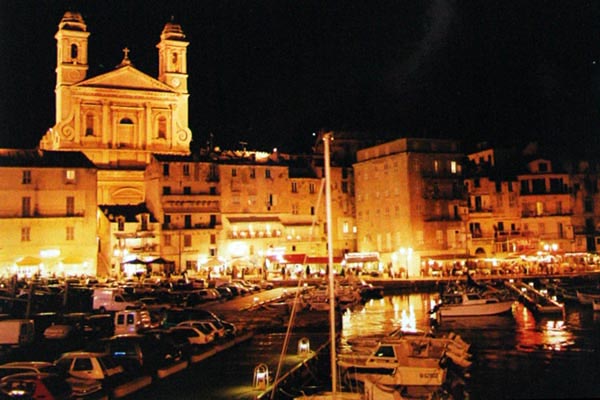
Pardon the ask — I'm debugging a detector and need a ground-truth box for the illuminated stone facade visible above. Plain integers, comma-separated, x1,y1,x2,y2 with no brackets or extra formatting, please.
39,12,191,204
354,138,466,276
144,150,356,273
0,149,98,276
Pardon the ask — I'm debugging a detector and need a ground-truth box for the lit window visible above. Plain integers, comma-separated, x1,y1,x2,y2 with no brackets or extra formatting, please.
22,170,31,184
343,222,349,234
451,161,457,174
66,170,76,182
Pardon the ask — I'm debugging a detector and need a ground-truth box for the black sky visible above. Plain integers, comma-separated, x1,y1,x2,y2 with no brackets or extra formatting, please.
1,0,600,155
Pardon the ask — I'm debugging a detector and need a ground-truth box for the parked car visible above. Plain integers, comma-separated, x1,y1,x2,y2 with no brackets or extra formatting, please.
88,334,183,375
114,310,152,335
0,361,59,379
215,286,234,300
54,351,124,381
43,313,88,340
0,372,72,399
168,326,214,347
82,314,114,339
142,328,194,362
138,297,172,313
177,320,226,340
232,279,261,292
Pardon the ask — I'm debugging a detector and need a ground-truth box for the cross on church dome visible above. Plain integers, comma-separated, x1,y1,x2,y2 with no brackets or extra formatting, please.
117,47,132,67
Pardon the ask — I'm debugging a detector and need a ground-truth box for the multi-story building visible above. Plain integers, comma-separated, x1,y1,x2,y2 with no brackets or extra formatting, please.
465,147,522,256
0,149,98,276
39,12,191,204
97,203,161,278
354,138,466,277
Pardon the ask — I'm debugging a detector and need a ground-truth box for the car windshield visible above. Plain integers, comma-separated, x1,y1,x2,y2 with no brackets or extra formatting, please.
98,356,119,370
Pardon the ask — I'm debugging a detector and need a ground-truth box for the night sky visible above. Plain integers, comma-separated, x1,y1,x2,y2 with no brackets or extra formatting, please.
1,0,600,155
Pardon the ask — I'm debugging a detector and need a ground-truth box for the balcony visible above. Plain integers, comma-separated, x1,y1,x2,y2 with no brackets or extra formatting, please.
521,210,573,218
162,194,220,213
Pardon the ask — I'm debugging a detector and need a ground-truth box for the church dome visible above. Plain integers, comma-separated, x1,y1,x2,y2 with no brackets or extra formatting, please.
161,20,186,41
58,11,87,31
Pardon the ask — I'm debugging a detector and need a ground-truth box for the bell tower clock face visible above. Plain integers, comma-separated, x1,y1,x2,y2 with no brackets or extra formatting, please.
171,77,181,88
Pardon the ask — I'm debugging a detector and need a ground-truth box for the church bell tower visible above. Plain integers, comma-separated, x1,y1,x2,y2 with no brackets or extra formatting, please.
55,11,89,123
156,19,189,93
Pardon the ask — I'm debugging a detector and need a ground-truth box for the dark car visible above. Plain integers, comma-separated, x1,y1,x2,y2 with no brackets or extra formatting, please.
142,328,194,361
88,334,183,375
0,372,73,400
215,286,234,300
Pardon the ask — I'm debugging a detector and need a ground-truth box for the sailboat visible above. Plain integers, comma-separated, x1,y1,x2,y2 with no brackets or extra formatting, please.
293,132,364,399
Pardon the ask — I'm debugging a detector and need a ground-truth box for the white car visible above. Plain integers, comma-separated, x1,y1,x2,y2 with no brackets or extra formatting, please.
177,320,226,339
54,351,124,381
169,326,214,346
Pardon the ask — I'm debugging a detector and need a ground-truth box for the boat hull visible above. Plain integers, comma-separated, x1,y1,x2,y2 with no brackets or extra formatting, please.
438,300,514,318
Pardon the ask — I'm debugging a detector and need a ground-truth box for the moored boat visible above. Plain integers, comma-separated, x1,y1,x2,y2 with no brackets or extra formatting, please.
434,291,514,318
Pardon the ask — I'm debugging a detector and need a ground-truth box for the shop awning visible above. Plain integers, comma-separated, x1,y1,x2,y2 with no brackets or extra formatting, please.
306,256,343,264
344,252,379,263
16,256,41,266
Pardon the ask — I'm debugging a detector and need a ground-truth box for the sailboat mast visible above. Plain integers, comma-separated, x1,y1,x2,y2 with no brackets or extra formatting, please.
323,132,338,395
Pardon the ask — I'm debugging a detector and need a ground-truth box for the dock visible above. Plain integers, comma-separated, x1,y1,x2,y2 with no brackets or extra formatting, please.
505,281,565,315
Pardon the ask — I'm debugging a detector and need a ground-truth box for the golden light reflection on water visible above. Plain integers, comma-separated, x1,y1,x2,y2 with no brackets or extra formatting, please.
513,304,574,352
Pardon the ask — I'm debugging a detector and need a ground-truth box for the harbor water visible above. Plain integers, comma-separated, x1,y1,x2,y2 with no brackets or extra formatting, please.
128,292,600,399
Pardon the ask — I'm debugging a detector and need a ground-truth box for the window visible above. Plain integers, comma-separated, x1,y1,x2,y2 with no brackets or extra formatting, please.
250,168,256,179
183,186,191,194
22,170,31,184
434,160,439,173
310,206,315,216
162,186,171,195
183,234,192,247
157,116,167,139
342,181,348,193
292,203,299,214
538,162,548,172
162,164,170,176
140,214,148,231
265,169,271,179
343,221,349,234
291,182,298,193
163,214,171,227
210,234,216,245
309,183,315,194
66,196,75,216
183,164,190,176
73,358,92,372
70,44,78,60
232,168,237,177
66,170,76,182
164,234,171,246
117,217,125,231
66,226,74,240
451,161,457,173
119,117,133,125
21,227,30,242
184,215,192,228
22,197,31,217
85,113,94,136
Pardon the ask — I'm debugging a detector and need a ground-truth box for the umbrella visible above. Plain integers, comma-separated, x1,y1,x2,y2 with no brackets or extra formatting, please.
16,256,41,266
121,258,147,265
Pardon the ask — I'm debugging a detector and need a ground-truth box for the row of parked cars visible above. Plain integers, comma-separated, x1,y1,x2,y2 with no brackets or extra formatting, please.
0,307,239,399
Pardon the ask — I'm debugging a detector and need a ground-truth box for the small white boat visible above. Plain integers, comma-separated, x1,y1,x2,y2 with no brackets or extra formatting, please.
434,292,514,318
339,338,449,387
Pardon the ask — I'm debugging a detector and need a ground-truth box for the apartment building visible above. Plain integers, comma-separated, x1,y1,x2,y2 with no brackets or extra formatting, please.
0,149,98,276
354,138,466,277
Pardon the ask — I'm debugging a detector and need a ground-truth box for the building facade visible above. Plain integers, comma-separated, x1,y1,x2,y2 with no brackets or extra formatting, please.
39,12,192,204
0,149,98,276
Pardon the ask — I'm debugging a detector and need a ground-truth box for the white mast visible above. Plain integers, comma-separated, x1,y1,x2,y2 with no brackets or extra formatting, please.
323,132,338,395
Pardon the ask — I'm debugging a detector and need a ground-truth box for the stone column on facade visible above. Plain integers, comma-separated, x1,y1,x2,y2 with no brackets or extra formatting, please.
101,101,110,148
74,99,82,144
144,102,152,151
170,103,176,150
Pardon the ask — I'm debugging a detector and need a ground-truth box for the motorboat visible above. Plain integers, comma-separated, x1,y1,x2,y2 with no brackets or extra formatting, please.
338,338,449,387
433,291,514,318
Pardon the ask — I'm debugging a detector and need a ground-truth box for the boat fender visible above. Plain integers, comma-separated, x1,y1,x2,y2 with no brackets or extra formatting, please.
439,354,449,368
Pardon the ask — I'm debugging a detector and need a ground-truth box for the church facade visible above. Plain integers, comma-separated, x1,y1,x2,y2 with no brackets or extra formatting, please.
39,11,192,204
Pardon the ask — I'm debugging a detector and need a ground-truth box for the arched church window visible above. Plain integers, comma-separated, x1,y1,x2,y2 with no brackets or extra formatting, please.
85,113,94,136
120,117,133,125
71,44,78,60
157,116,167,139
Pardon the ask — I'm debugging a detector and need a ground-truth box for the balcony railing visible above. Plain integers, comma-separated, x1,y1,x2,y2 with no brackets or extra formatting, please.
521,211,573,218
